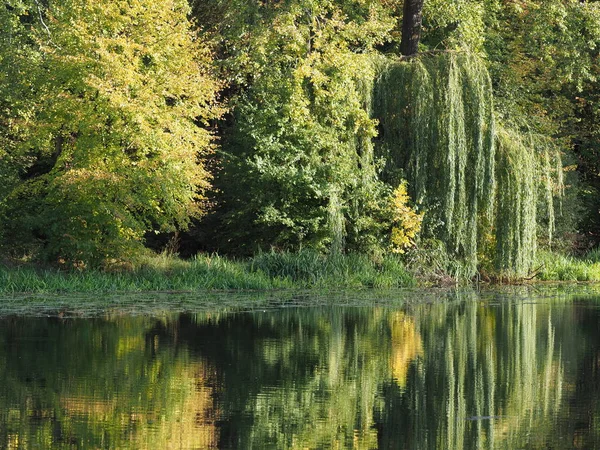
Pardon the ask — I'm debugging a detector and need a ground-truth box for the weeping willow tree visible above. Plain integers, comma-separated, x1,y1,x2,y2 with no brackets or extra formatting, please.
374,52,495,275
495,127,563,276
373,51,562,277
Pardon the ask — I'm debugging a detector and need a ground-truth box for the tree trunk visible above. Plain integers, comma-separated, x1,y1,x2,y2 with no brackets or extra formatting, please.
400,0,424,56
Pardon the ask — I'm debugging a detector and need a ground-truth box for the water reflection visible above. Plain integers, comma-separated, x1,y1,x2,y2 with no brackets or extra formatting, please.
0,292,599,448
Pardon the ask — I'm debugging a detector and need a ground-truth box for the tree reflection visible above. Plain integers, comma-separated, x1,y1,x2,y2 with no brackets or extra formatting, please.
0,317,218,448
0,294,597,449
376,298,567,450
390,312,423,389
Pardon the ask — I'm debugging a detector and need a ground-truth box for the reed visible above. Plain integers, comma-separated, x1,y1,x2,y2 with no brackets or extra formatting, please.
249,249,415,289
536,250,600,282
0,251,415,294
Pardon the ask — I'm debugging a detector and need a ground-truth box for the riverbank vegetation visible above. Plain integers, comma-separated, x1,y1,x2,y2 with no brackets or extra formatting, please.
5,247,600,294
1,0,600,288
0,251,416,294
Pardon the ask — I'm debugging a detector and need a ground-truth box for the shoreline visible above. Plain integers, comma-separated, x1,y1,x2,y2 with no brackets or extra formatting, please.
2,249,600,295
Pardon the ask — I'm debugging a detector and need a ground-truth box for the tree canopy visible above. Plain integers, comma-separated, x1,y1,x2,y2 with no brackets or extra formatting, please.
0,0,220,265
1,0,599,279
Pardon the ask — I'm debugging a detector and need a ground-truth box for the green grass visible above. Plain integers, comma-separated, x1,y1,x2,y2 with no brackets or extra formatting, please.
536,249,600,282
0,250,415,294
250,250,415,289
7,247,600,295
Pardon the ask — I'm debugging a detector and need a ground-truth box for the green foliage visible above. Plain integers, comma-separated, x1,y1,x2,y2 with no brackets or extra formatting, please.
373,50,567,278
212,1,394,255
0,0,594,280
0,255,280,293
374,52,494,276
422,0,486,53
537,250,600,282
483,0,600,243
192,0,395,88
494,127,537,277
494,126,564,277
484,0,600,122
0,0,220,266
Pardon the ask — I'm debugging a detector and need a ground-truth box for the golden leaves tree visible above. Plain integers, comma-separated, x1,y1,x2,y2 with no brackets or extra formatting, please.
0,0,220,266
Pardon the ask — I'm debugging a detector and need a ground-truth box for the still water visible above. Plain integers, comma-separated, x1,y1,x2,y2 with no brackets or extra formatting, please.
0,288,599,449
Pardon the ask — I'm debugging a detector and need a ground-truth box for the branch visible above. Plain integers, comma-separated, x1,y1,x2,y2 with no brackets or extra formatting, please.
33,0,61,49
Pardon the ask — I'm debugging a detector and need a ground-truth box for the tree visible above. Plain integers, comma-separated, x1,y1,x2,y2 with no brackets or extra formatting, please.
373,0,567,277
400,0,424,56
200,0,396,255
0,0,220,266
374,52,496,275
482,0,599,249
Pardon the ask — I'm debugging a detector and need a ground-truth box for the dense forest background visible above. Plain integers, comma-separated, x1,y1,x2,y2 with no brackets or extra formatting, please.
1,0,600,279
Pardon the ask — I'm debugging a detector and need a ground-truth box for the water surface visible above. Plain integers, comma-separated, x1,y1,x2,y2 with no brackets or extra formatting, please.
1,287,599,449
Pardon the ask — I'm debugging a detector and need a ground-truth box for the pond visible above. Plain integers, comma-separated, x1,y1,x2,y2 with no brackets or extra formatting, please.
1,286,599,449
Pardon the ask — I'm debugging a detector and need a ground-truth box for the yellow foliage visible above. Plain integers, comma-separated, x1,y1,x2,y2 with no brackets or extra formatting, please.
389,181,423,253
0,0,222,265
390,312,423,388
